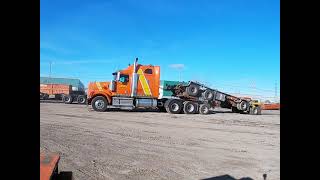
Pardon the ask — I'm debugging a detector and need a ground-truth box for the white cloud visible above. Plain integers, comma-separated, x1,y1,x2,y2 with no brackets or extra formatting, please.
169,64,185,69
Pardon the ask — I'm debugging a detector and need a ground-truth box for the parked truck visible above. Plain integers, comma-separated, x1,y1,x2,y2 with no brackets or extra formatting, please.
87,58,261,115
40,77,87,104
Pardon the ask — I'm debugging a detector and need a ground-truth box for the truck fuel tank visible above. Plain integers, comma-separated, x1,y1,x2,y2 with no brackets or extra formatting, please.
135,98,157,108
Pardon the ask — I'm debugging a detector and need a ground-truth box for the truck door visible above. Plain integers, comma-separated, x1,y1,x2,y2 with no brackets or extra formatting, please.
116,73,130,96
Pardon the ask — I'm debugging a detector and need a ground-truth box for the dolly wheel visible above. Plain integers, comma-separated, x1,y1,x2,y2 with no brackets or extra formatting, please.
199,104,210,115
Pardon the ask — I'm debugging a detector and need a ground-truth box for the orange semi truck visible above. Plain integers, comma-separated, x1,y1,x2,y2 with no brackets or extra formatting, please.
87,58,261,115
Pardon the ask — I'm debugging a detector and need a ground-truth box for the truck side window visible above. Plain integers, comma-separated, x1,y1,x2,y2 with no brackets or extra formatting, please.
144,69,152,74
119,74,129,83
112,72,117,80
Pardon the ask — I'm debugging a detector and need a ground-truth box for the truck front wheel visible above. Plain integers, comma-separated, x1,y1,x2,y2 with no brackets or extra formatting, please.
92,96,108,112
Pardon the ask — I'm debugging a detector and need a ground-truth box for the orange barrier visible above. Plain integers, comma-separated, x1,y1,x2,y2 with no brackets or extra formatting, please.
262,103,280,110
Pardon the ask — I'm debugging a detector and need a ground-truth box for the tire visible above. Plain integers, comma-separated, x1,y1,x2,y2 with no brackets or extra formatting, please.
164,99,183,114
202,89,214,101
250,106,262,115
183,101,198,114
199,104,210,115
77,95,87,104
91,96,108,112
186,84,200,96
158,106,166,112
239,101,249,111
231,106,239,113
63,95,73,104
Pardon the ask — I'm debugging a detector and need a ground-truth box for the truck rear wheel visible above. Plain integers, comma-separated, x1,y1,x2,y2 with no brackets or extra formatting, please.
183,101,198,114
158,106,166,112
199,104,210,115
186,84,200,96
63,95,73,104
92,96,108,112
77,95,86,104
164,99,183,114
231,106,239,113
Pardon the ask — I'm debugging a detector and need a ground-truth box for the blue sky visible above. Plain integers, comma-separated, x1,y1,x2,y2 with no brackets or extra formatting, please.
40,0,279,100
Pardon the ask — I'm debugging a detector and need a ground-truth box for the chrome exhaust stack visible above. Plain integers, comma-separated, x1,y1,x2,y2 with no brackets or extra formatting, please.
131,58,139,97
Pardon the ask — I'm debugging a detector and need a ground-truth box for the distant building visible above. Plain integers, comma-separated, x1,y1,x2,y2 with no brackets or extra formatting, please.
40,77,85,91
265,100,271,104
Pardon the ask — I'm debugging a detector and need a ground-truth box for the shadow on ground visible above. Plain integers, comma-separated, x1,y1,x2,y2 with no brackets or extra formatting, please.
201,174,255,180
54,171,73,180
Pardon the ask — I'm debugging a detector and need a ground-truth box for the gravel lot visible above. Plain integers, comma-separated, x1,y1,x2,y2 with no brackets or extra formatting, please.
40,103,280,180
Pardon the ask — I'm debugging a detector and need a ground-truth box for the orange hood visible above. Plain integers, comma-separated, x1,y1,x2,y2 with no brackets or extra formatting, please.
87,81,111,97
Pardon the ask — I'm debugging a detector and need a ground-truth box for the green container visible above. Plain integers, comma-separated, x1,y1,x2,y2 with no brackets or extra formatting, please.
159,80,188,97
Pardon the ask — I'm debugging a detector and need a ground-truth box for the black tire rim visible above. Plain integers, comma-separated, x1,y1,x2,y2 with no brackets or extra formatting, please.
191,87,197,93
241,102,247,110
65,97,70,102
170,103,180,112
186,104,195,112
201,106,209,114
79,97,85,103
95,100,105,110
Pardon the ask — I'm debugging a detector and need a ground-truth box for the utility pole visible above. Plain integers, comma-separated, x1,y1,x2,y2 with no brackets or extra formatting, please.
49,61,52,86
49,61,52,78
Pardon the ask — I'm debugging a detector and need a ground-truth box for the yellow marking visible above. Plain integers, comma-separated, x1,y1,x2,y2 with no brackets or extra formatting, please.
137,69,152,96
96,82,103,91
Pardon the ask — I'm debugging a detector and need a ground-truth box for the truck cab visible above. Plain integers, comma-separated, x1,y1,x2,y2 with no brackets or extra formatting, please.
87,58,160,111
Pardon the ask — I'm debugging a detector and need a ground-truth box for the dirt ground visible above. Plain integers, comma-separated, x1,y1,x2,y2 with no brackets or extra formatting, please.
40,102,280,180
